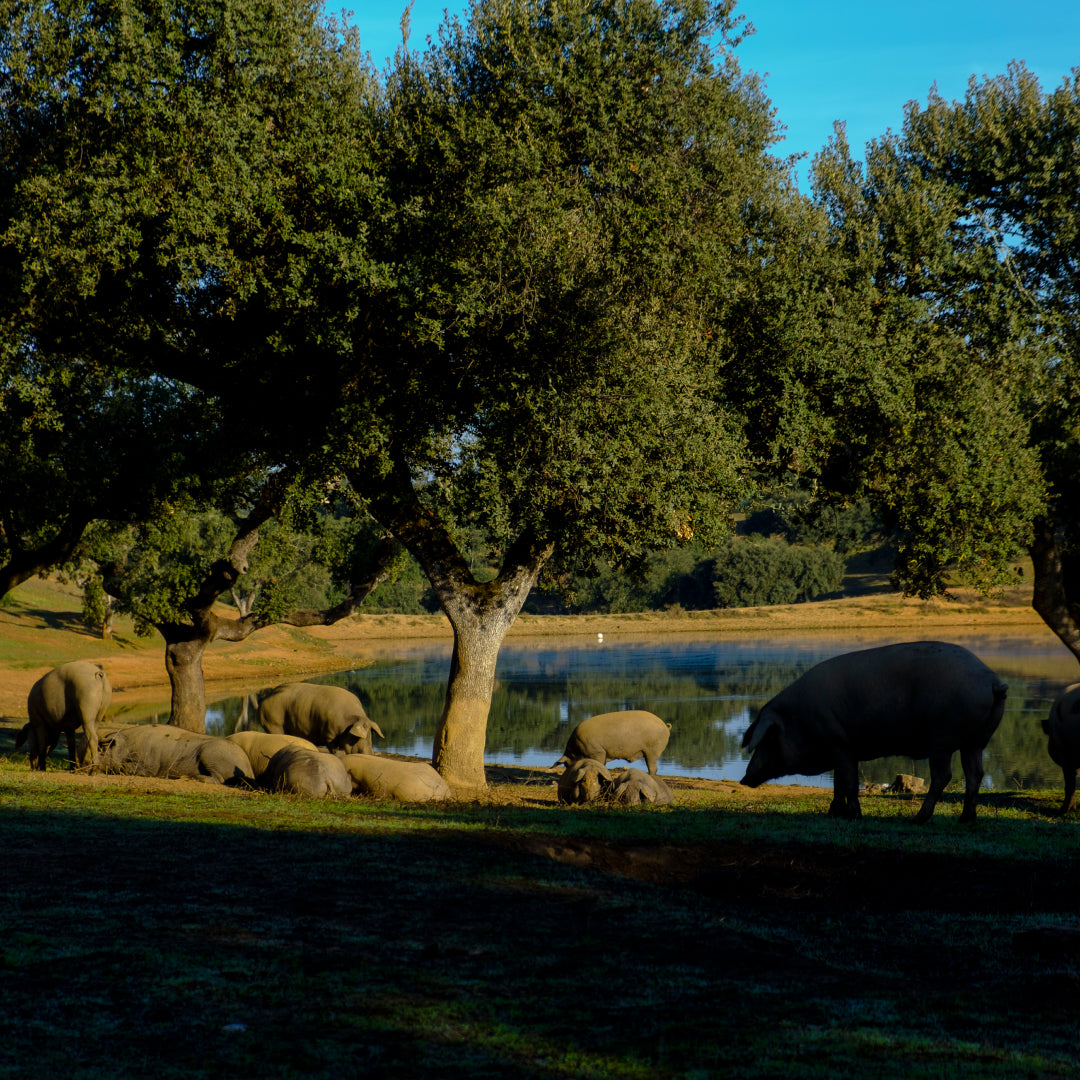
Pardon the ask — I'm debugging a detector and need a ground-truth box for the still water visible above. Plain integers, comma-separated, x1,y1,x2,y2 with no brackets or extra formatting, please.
200,631,1078,792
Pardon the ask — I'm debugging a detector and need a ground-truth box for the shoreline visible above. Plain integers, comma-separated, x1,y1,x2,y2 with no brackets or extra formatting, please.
0,576,1068,721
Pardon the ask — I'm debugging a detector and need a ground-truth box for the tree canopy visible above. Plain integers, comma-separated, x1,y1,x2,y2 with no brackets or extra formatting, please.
318,0,810,782
6,1,1078,784
1,0,395,727
809,63,1080,659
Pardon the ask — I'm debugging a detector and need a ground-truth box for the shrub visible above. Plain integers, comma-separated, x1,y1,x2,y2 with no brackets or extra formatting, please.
711,537,845,608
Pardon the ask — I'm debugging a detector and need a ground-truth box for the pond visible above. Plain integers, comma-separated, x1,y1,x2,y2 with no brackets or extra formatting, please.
193,630,1079,793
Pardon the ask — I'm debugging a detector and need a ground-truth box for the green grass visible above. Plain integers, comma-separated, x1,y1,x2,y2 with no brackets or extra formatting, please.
2,760,1078,1080
3,578,1078,1078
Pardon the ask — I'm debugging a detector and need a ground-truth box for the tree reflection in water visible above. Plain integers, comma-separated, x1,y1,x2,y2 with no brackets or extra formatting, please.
198,634,1077,790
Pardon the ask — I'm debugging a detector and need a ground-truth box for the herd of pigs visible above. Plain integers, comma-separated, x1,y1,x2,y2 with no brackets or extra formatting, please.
10,640,1080,817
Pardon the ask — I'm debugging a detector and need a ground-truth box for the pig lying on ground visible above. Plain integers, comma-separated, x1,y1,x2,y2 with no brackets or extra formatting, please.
741,640,1008,823
98,724,255,785
554,710,671,775
342,755,451,802
607,768,674,805
257,682,384,754
227,731,318,781
259,746,352,798
17,661,112,772
1043,683,1080,815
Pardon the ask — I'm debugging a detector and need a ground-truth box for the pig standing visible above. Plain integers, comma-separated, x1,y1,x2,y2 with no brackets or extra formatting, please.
741,641,1008,823
554,710,671,775
257,682,384,754
17,661,112,772
1043,683,1080,815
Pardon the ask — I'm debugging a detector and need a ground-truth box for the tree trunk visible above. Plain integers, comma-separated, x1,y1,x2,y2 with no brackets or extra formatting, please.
162,625,211,731
349,457,556,786
433,578,536,787
154,527,398,732
1030,517,1080,665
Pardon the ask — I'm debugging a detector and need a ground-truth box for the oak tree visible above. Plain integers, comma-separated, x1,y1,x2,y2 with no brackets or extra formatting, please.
811,64,1079,661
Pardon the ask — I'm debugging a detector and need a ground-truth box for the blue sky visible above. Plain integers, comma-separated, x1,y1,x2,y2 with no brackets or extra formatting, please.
354,0,1079,186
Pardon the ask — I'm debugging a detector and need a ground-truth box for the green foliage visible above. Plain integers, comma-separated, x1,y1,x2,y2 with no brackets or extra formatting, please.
808,94,1058,598
81,497,382,635
744,484,884,554
363,551,440,615
79,575,113,638
531,537,844,614
343,0,783,576
1,0,382,460
889,64,1080,607
710,537,845,608
86,509,240,635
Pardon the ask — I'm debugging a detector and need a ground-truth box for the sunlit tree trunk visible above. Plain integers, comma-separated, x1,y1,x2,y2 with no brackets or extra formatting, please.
433,566,544,787
357,463,559,786
162,625,212,731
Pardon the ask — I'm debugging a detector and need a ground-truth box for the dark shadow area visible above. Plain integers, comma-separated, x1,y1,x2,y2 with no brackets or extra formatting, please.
2,792,1080,1077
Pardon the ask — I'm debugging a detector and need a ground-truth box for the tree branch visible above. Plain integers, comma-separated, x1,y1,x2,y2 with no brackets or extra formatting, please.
275,533,399,627
0,515,93,598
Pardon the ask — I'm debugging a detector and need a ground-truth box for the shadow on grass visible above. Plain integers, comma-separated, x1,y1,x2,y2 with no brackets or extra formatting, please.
2,792,1079,1079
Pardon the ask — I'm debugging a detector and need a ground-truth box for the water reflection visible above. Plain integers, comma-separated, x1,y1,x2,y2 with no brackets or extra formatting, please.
192,632,1078,790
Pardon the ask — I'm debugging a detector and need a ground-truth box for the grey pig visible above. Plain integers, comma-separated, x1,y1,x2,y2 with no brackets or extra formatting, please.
741,640,1007,823
17,661,112,772
257,682,384,754
260,746,352,799
608,768,674,805
1043,683,1080,815
554,710,671,775
227,731,318,781
343,755,451,802
556,758,613,805
98,724,254,785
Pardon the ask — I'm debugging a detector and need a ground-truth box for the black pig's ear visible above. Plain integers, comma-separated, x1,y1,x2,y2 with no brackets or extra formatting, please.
743,711,782,751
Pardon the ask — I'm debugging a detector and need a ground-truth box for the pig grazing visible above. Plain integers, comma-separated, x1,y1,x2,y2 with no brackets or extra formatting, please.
554,710,671,775
741,641,1008,823
260,746,352,799
557,758,613,805
98,725,255,785
257,682,384,754
1043,683,1080,815
17,661,112,772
